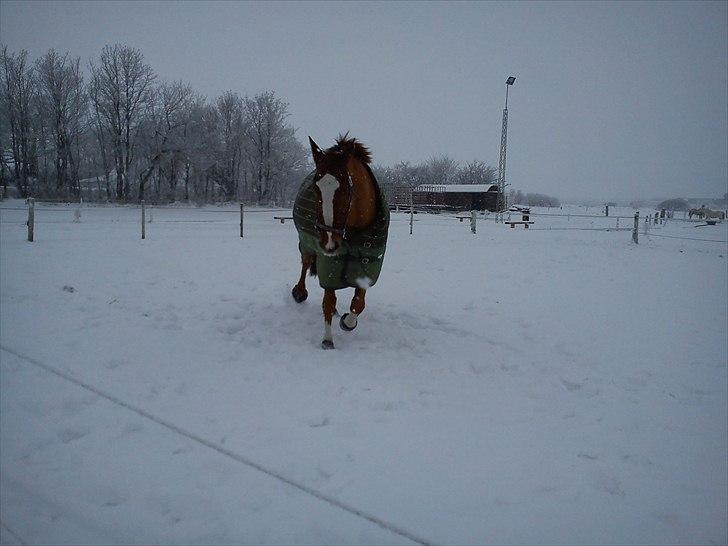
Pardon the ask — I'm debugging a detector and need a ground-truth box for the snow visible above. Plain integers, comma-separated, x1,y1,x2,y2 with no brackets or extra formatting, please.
1,201,726,545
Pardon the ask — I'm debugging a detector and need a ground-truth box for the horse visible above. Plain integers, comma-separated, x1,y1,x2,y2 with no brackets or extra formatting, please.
703,208,726,221
688,208,705,219
291,135,390,349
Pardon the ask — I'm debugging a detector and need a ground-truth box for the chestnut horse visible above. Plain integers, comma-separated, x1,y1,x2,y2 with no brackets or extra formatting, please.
291,135,390,349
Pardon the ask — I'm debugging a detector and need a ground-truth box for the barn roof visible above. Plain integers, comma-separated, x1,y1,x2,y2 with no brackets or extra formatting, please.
414,184,499,193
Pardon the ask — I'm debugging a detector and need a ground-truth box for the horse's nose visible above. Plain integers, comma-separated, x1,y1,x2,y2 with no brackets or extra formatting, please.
322,232,338,253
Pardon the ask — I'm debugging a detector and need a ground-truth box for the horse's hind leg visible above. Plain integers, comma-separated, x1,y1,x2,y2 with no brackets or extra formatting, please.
340,288,366,331
321,288,337,349
292,254,315,303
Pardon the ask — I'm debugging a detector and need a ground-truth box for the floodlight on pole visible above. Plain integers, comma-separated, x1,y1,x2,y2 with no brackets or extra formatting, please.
496,76,516,220
505,76,515,110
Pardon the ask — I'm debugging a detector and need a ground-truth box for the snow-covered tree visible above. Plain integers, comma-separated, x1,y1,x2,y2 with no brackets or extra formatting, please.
456,160,496,186
1,47,37,197
425,154,458,185
242,91,294,204
89,44,156,200
35,49,85,197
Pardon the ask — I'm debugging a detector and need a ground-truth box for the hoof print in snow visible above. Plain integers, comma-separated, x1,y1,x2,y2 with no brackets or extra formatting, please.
59,428,88,444
339,313,357,331
321,340,335,350
291,286,308,303
62,285,75,293
309,417,330,428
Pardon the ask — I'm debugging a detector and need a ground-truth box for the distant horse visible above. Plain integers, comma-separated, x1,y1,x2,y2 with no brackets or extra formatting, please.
688,208,705,219
292,135,390,349
703,209,726,221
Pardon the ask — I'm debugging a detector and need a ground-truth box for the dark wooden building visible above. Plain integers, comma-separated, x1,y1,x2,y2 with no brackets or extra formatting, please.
412,184,501,212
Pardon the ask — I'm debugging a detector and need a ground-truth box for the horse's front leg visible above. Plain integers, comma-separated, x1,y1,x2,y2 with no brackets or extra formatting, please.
292,254,314,303
340,288,366,331
321,288,337,349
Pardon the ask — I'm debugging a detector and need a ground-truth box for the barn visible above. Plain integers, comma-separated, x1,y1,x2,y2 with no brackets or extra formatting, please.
412,184,502,212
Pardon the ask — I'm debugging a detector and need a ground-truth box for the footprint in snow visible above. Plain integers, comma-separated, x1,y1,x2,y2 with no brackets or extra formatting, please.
591,470,626,497
58,428,89,444
561,378,584,392
577,451,599,461
309,416,330,428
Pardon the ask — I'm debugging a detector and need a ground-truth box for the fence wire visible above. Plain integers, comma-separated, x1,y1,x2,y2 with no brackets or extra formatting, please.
4,204,725,243
0,204,292,227
644,232,727,243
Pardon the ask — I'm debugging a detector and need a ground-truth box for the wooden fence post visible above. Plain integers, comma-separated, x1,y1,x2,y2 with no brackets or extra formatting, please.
27,198,34,242
470,210,477,234
74,197,82,223
409,195,413,235
240,203,244,238
141,200,146,240
632,211,639,244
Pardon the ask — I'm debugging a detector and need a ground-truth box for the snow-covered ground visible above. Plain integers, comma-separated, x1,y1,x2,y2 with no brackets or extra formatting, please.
1,200,726,545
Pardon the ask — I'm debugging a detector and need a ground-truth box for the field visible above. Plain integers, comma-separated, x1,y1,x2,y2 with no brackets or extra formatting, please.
1,201,726,545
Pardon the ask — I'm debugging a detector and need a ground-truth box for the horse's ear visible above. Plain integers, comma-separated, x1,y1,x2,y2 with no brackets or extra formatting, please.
309,137,324,169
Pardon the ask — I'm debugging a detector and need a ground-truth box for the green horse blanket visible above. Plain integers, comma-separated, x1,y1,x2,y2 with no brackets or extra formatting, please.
293,169,390,290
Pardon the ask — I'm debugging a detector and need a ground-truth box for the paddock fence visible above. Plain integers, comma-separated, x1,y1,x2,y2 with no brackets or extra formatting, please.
2,199,726,247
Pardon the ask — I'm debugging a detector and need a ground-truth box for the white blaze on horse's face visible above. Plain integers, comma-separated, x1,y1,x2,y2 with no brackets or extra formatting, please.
316,173,341,253
316,174,338,226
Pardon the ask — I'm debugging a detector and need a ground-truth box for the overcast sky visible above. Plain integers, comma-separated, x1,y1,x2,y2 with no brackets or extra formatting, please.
1,0,726,201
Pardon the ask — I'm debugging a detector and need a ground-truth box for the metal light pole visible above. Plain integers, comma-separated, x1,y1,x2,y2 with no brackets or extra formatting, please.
496,76,516,222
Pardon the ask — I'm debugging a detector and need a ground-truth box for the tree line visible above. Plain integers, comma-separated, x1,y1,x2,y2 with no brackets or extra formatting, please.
1,44,308,204
508,190,560,208
1,43,555,207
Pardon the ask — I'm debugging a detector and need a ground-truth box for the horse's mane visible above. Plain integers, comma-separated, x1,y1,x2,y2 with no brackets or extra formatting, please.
329,133,372,165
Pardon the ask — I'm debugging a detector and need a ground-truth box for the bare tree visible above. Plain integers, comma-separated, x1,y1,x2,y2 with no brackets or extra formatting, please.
243,91,291,204
35,50,85,197
185,101,220,202
89,44,155,200
268,125,309,205
456,160,496,186
425,154,458,185
87,72,114,200
136,81,195,201
524,193,560,207
210,91,244,200
392,161,428,189
1,47,36,197
509,188,525,205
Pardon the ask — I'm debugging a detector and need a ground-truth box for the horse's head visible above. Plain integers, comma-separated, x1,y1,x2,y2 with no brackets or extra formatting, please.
309,134,374,256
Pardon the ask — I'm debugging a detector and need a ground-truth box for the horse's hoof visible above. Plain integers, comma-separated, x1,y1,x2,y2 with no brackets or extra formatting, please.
339,313,357,331
292,286,308,303
321,339,335,350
